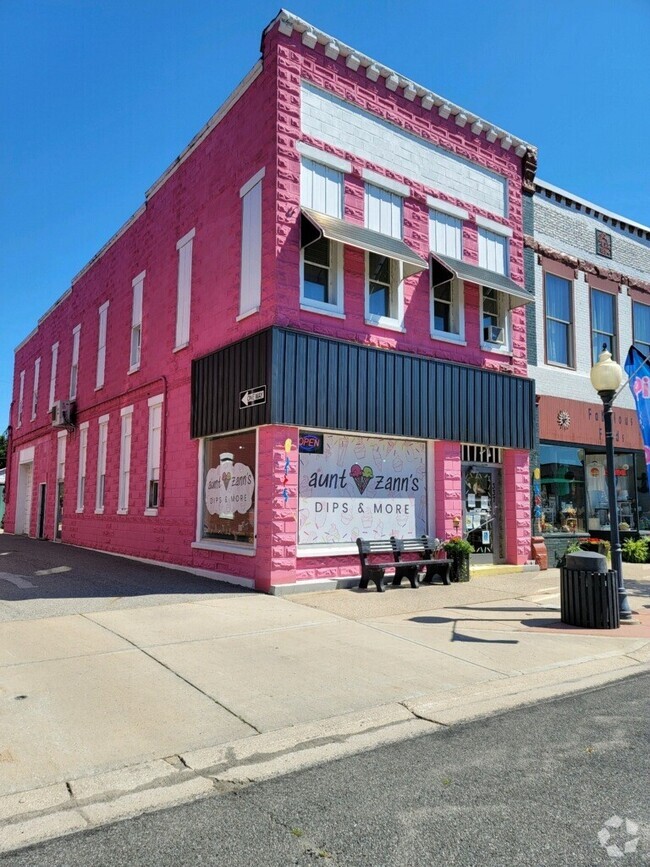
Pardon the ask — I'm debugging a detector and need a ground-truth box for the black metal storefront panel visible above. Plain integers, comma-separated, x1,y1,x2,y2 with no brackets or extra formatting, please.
191,330,271,438
192,328,535,450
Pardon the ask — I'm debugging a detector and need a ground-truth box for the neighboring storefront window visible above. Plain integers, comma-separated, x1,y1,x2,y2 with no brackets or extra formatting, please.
202,431,256,544
584,452,636,532
637,460,650,530
539,444,586,533
298,433,427,545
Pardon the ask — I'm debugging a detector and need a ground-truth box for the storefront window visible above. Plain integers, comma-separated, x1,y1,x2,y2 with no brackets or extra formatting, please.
636,459,650,531
202,431,256,544
584,452,636,532
539,444,586,533
298,433,427,546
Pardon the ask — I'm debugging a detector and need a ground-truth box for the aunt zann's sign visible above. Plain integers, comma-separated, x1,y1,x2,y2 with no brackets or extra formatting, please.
205,452,255,519
298,433,427,545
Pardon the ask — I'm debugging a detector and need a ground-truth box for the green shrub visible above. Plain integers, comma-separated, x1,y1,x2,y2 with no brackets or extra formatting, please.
621,537,648,563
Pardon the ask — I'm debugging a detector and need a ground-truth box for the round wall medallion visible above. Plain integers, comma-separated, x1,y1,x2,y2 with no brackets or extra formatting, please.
557,410,571,430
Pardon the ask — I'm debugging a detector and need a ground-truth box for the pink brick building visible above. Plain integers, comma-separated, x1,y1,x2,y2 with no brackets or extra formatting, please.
6,12,538,591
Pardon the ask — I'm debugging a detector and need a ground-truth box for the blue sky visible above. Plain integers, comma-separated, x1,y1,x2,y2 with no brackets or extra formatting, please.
2,0,649,424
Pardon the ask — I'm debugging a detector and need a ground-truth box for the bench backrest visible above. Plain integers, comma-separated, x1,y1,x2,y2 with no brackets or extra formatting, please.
421,535,444,557
392,537,429,557
356,537,398,563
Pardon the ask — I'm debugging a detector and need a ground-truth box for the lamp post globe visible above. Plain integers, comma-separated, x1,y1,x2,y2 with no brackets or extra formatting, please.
590,346,632,621
590,349,623,395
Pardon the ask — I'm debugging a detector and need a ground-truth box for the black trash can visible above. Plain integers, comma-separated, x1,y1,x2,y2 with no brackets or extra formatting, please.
560,551,619,629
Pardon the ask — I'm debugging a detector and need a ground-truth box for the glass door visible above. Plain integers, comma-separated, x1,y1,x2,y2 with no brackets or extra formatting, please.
463,466,502,564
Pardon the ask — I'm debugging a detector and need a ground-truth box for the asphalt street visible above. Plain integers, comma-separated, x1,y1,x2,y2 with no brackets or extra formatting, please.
0,535,246,621
5,672,649,866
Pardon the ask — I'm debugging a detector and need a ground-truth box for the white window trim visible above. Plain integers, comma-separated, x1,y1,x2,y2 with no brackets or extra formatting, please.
145,394,164,515
174,231,195,351
129,271,145,373
361,168,410,198
300,238,345,316
430,279,466,343
364,183,403,240
176,228,196,250
478,227,509,277
49,342,59,412
425,195,469,222
480,288,512,355
194,429,258,554
239,167,265,199
117,405,133,515
364,253,405,332
70,324,81,400
95,414,109,514
17,370,25,427
429,209,463,261
31,357,41,420
76,421,89,513
475,214,513,238
95,301,109,390
296,141,352,173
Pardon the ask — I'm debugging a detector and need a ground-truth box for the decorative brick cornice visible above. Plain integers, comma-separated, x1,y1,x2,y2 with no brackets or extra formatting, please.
269,10,537,161
524,236,650,296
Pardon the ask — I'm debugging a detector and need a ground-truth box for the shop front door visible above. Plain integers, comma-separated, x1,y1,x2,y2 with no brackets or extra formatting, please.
463,466,503,564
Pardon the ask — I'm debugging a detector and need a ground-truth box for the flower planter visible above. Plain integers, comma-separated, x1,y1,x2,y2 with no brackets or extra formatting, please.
449,551,470,582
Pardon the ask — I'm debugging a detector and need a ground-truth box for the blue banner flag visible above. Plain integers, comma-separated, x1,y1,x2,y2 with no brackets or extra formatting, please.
625,345,650,469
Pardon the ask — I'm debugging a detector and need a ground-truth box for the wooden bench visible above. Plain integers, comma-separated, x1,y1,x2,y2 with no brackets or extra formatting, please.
355,536,452,592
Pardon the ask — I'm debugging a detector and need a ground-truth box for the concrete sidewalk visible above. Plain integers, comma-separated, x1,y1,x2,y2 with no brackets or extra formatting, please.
0,536,649,852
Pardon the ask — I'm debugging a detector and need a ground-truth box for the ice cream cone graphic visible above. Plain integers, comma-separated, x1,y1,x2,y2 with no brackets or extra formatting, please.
350,464,374,494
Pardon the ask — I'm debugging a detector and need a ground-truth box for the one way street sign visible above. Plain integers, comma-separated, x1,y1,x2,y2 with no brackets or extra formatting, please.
240,385,267,409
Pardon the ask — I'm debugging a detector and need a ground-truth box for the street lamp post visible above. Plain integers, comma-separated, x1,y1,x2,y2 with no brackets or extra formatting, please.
590,348,633,621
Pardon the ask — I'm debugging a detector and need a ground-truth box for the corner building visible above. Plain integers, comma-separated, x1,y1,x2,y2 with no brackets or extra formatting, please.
7,11,537,591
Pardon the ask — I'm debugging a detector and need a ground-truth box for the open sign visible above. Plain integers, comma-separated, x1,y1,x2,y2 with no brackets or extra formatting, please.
299,431,324,454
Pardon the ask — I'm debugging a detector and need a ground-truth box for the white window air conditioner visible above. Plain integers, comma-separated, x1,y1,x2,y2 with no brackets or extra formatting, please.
51,400,75,427
484,325,505,345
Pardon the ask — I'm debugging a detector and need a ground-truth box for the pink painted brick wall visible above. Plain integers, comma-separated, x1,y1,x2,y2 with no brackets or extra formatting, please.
271,28,528,377
434,441,463,541
502,449,531,564
6,37,282,585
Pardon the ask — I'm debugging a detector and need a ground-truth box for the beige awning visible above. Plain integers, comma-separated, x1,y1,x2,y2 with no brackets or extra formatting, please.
430,252,534,308
302,208,428,278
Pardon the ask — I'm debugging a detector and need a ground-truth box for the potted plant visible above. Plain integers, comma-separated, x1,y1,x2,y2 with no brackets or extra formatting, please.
442,536,474,582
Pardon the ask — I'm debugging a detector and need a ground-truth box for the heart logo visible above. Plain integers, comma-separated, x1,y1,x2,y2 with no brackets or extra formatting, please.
222,472,232,490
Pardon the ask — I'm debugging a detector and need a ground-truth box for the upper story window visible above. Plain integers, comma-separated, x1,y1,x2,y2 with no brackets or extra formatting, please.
300,157,343,218
130,271,145,372
70,324,81,400
175,229,195,350
365,183,402,240
146,394,164,514
429,205,466,342
591,288,617,363
49,342,59,411
239,168,264,320
300,157,344,315
31,357,41,420
478,227,508,276
545,272,574,367
96,302,109,390
364,182,405,330
17,370,25,427
633,301,650,360
429,209,462,260
482,287,510,350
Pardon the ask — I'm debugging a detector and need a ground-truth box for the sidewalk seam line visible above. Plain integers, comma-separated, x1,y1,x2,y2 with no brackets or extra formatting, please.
78,614,261,735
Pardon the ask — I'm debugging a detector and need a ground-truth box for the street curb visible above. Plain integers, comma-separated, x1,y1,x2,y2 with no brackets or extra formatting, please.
1,656,648,855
